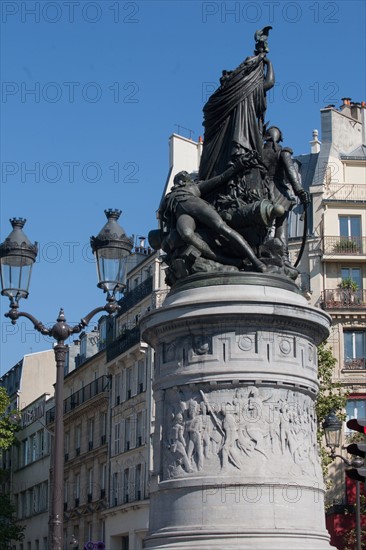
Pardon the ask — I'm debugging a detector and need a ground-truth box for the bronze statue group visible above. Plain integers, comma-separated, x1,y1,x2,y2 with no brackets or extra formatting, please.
149,28,310,285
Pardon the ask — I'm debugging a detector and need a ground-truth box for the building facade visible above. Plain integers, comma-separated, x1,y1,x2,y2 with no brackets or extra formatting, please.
290,99,366,548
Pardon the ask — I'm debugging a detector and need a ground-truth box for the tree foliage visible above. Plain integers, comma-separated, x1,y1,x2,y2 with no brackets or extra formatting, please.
0,387,25,547
316,342,348,479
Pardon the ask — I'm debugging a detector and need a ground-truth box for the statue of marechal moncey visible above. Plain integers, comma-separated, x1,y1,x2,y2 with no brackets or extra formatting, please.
149,27,310,286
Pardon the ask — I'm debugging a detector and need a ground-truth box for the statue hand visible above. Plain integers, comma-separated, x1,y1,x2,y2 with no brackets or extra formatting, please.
234,151,259,172
297,190,310,208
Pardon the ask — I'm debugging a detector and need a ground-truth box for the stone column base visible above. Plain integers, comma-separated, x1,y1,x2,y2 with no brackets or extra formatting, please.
141,273,334,549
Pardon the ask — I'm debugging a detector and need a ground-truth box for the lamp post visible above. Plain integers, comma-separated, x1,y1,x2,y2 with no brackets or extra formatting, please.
322,412,364,550
0,210,133,550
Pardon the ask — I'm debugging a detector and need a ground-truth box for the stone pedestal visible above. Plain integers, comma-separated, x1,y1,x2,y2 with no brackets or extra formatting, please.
141,273,334,549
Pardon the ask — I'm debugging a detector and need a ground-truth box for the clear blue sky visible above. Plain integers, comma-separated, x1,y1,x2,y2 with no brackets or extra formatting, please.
1,0,365,373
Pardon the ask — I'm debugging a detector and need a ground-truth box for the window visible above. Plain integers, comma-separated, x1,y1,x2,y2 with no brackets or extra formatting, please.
75,425,81,455
101,412,107,445
64,480,68,509
114,423,120,455
88,468,93,501
344,331,366,369
99,519,105,543
136,411,145,446
136,464,142,500
74,473,80,506
64,431,70,461
87,522,93,543
80,335,87,357
115,373,121,405
99,318,107,349
126,368,132,399
125,418,131,451
22,439,29,466
37,429,45,457
138,359,145,393
339,215,361,238
123,468,129,503
341,267,362,289
40,482,48,512
30,434,36,462
345,398,366,432
88,418,94,450
100,463,106,498
112,472,119,506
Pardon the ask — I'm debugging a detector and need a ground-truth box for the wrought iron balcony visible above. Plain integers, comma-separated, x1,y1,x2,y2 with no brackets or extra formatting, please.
323,183,366,202
107,325,141,362
117,276,153,315
322,236,366,256
343,358,366,370
320,289,366,310
46,375,109,423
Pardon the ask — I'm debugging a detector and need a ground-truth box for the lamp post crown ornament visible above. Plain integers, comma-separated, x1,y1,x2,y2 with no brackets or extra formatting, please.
0,217,38,258
90,208,133,253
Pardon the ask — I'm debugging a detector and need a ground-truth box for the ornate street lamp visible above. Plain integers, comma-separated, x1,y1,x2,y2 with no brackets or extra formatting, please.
322,411,342,459
0,210,133,550
91,209,133,295
0,218,38,302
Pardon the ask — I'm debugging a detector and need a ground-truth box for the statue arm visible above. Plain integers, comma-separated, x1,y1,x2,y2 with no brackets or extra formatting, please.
263,57,275,92
281,151,302,193
197,165,237,197
282,151,310,207
198,153,259,196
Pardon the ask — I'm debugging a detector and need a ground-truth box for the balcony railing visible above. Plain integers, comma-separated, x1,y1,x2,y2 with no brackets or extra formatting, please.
107,325,141,362
320,289,366,310
46,375,109,423
323,183,366,202
322,236,366,255
117,277,153,315
343,358,366,370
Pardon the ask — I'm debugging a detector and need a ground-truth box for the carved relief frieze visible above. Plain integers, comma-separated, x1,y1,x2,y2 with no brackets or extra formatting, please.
161,385,322,483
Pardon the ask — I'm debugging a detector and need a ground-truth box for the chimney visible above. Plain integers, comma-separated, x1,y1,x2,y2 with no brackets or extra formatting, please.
310,129,321,154
350,102,362,122
362,103,366,147
340,97,352,116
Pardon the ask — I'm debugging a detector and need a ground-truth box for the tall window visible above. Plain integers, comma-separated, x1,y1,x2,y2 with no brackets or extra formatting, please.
22,439,29,467
88,468,93,500
74,473,80,505
123,469,129,503
136,464,142,500
101,412,107,444
64,431,70,459
136,411,146,446
138,359,145,393
344,331,366,369
126,368,132,399
125,418,131,451
114,423,120,455
341,267,362,289
339,215,361,238
100,463,106,496
75,425,81,454
112,472,119,506
115,372,121,405
88,418,94,450
345,398,366,432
